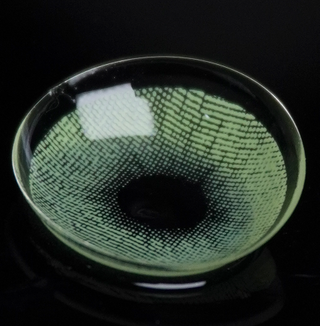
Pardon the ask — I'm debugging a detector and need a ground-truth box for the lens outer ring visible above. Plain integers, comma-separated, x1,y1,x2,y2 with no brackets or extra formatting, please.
12,55,306,277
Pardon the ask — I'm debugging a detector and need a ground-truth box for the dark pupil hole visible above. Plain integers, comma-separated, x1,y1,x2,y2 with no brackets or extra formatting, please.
117,175,207,229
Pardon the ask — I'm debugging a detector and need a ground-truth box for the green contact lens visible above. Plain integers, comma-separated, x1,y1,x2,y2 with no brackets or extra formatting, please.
12,56,305,277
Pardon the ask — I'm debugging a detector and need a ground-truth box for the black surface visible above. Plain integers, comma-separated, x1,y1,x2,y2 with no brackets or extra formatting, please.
2,1,320,325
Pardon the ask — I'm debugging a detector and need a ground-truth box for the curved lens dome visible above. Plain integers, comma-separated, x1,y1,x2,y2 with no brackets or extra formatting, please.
12,57,305,276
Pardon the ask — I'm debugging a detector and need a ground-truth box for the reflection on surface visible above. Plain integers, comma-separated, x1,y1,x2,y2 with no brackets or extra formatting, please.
52,249,284,326
6,205,284,326
76,83,154,140
48,249,284,326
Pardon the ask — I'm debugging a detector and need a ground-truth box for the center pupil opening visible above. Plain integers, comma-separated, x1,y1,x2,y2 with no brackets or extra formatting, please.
118,175,207,229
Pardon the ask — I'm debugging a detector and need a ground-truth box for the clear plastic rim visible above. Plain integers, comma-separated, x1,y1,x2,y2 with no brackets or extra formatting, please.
12,55,306,276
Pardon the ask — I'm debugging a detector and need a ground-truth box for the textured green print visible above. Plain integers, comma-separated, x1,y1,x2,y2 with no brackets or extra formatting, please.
29,85,287,274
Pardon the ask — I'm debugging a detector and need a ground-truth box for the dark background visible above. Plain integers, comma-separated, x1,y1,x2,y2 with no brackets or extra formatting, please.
2,1,320,325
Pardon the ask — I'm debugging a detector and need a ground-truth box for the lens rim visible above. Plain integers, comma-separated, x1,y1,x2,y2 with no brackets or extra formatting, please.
12,55,306,276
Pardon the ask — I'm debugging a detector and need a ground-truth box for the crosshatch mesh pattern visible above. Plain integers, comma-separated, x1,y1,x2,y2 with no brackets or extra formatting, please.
29,85,287,273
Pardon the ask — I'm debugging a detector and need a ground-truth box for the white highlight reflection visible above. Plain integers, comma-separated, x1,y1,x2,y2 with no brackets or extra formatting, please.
76,83,154,140
134,281,206,290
